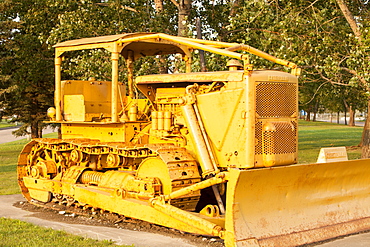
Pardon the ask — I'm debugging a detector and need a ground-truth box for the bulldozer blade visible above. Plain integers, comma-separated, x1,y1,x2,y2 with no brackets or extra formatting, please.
224,159,370,247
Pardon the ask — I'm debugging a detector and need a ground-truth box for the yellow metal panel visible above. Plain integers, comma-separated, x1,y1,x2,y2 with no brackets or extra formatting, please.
61,122,149,143
196,88,246,168
62,80,126,121
55,43,114,57
61,123,128,142
156,87,186,97
136,157,172,194
73,185,218,235
136,71,244,84
225,159,370,246
23,177,52,202
53,33,134,48
64,95,85,121
244,73,256,169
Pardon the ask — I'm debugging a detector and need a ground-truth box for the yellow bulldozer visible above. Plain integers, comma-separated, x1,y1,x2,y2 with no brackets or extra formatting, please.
17,33,370,246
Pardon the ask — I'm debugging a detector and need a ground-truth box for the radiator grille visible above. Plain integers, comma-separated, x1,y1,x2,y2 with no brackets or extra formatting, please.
255,121,297,155
256,82,296,117
263,121,297,154
256,122,263,154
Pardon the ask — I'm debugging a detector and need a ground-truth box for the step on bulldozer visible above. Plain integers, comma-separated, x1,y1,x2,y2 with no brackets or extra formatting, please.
17,33,370,246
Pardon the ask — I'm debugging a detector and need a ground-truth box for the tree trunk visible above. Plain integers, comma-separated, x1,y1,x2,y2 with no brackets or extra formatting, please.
30,121,39,138
361,100,370,157
58,126,62,139
154,0,168,74
306,110,311,121
154,0,163,12
229,0,241,17
158,56,168,74
362,117,370,157
336,0,362,43
348,105,355,126
38,127,43,138
360,108,368,147
312,101,318,121
336,0,369,154
343,98,348,125
337,111,340,124
177,0,192,37
196,18,206,72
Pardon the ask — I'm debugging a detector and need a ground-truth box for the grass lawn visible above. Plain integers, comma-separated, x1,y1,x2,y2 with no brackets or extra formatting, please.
0,121,17,128
298,120,362,164
0,218,124,247
0,139,29,195
0,132,58,195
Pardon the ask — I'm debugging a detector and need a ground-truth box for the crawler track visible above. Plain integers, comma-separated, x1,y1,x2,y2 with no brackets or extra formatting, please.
18,138,201,210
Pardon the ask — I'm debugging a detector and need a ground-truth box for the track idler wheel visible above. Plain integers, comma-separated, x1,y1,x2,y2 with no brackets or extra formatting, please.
17,140,37,201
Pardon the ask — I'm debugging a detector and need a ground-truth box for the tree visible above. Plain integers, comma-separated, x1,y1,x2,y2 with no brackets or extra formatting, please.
165,0,192,36
203,0,369,126
0,0,166,138
2,0,368,140
3,33,55,137
0,0,21,101
0,0,80,137
333,0,370,156
299,78,329,122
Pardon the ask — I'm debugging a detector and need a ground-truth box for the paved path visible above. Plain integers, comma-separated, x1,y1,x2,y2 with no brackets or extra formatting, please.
0,194,196,247
0,126,56,144
0,127,30,144
316,119,365,127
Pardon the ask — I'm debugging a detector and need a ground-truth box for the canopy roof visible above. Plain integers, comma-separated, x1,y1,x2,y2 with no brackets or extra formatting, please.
53,32,298,72
54,33,190,60
53,33,135,48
